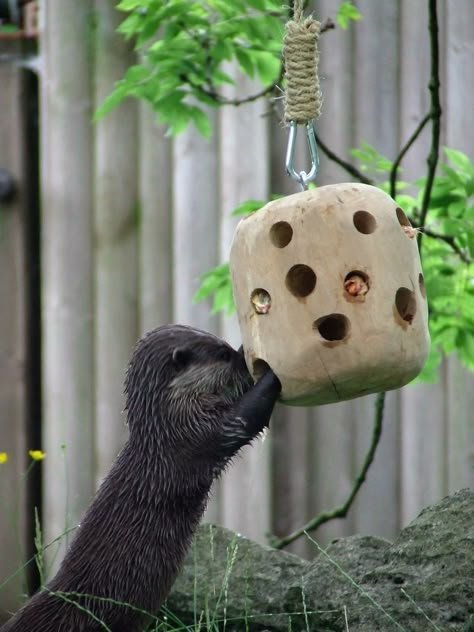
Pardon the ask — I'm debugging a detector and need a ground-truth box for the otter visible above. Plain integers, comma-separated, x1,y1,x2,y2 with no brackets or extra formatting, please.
2,324,281,631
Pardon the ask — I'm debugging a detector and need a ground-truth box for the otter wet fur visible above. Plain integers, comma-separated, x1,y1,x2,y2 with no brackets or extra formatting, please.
2,324,281,632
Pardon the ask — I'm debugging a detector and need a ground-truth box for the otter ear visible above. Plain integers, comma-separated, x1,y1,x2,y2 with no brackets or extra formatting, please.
172,346,193,371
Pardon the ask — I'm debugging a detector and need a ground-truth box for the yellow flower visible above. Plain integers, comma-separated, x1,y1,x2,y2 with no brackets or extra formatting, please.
0,452,8,464
29,450,46,461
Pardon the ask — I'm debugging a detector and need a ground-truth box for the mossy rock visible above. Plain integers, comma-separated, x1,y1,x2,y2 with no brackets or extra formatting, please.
166,489,474,631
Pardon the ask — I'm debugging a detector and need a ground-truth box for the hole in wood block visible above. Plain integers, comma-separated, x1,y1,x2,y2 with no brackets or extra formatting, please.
285,264,316,298
396,207,418,238
353,210,376,234
419,273,426,298
270,221,293,248
395,287,416,324
396,206,411,227
253,358,271,379
344,271,370,299
314,314,349,341
251,288,272,314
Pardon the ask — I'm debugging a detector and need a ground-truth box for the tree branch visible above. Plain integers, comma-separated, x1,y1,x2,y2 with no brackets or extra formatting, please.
417,0,442,247
270,392,386,550
189,19,335,108
314,132,374,185
420,228,472,263
389,113,431,199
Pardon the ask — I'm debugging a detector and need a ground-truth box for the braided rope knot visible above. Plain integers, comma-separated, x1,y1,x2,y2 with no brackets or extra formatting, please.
283,16,322,124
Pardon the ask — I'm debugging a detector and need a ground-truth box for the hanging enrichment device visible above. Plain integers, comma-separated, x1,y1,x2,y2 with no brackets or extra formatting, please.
229,2,430,406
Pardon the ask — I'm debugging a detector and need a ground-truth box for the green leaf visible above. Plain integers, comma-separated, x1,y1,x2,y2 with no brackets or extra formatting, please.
252,50,280,85
235,48,256,78
232,199,266,216
116,0,145,10
444,147,474,175
415,347,442,383
246,0,268,9
190,107,212,138
94,84,129,120
193,263,234,315
0,24,20,33
211,283,235,315
336,1,362,30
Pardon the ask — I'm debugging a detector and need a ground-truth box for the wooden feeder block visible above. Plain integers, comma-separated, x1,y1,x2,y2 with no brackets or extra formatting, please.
230,183,430,406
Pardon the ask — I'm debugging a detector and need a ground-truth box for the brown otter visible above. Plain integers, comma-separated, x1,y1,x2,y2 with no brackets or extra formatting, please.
2,324,281,631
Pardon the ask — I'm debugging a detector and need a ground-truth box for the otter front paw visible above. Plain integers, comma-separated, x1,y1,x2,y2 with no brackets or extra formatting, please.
218,365,281,459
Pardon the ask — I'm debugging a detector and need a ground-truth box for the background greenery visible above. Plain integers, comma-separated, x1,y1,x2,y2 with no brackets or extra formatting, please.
98,0,474,383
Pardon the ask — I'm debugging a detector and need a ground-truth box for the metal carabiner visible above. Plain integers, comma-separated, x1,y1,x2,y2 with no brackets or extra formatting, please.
285,120,320,190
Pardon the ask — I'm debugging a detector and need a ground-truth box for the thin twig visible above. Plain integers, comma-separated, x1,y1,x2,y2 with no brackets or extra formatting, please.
420,228,472,263
201,80,281,108
389,113,431,198
314,132,374,185
418,0,442,248
189,19,335,108
271,392,386,550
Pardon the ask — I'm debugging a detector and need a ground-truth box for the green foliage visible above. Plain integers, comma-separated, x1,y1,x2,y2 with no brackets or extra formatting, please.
194,146,474,381
104,0,474,381
336,1,362,30
350,142,393,176
0,24,20,33
193,263,235,315
417,148,474,377
231,198,267,216
96,0,285,135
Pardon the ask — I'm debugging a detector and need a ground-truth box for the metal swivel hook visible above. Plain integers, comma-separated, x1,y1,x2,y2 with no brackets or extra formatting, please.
285,121,320,190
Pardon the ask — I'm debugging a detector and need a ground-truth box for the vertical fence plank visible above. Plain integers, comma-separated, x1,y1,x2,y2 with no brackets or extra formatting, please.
317,0,355,183
399,0,431,181
308,401,358,545
138,106,173,333
268,50,318,556
40,0,95,565
172,113,220,520
349,1,401,537
271,407,312,557
444,0,474,156
444,0,474,494
172,114,219,332
398,0,448,528
93,2,139,484
446,359,474,491
400,378,448,525
351,392,402,537
353,0,400,155
218,71,272,542
0,64,27,617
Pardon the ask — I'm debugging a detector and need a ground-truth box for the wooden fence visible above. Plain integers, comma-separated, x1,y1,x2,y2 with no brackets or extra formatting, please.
0,0,473,618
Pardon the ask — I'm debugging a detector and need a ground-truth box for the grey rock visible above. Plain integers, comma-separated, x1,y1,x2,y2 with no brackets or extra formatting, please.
165,489,474,631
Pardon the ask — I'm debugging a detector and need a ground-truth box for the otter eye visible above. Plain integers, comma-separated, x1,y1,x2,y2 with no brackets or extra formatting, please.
172,347,192,371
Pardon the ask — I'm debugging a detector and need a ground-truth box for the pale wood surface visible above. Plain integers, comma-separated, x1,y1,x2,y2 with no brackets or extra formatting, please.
40,0,95,567
230,184,430,404
93,1,139,486
218,71,272,542
443,0,474,499
172,114,220,333
138,105,173,332
0,64,28,615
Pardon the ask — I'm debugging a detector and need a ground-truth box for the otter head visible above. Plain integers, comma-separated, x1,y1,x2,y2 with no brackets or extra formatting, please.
124,324,252,439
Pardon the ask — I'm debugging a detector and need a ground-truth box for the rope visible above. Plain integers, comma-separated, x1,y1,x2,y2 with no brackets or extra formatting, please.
283,0,322,124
